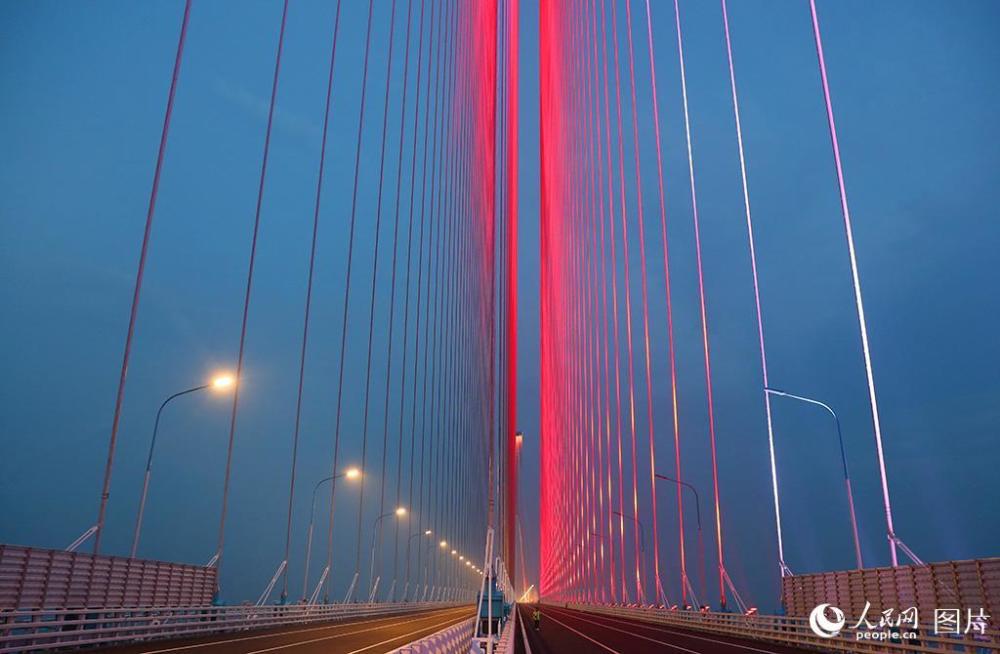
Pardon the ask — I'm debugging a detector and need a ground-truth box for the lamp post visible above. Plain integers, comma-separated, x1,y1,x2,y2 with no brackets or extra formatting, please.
301,467,361,599
130,373,235,558
654,474,705,605
613,511,645,552
764,387,863,569
403,529,432,601
368,507,407,600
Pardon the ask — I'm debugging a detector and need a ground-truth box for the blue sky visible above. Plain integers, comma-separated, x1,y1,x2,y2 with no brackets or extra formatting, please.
2,0,999,609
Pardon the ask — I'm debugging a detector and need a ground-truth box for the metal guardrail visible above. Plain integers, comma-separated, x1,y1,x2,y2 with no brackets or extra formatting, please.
390,616,475,654
0,601,461,654
0,544,217,610
567,603,1000,653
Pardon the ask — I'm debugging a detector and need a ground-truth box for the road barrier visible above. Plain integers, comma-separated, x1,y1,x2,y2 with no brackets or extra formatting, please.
390,615,475,654
566,602,1000,653
0,601,462,653
0,544,216,610
782,557,1000,621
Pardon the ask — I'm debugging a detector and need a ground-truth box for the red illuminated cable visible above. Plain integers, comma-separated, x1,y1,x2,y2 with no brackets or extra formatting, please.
580,2,604,602
583,0,614,602
588,0,617,603
596,0,629,604
641,0,686,604
608,0,644,603
623,0,663,605
504,0,519,592
672,0,727,609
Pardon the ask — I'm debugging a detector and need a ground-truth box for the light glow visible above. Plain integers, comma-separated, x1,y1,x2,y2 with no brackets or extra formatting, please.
211,374,236,390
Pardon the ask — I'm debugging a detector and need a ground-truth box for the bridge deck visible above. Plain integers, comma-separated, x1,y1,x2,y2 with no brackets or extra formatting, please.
516,605,818,654
87,606,472,654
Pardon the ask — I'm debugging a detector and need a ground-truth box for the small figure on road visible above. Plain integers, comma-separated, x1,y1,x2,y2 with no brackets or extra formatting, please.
532,608,541,631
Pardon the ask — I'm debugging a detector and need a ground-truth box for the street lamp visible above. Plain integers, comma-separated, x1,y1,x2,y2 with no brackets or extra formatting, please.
764,387,863,570
130,373,236,558
402,529,432,601
654,473,706,606
613,511,645,552
301,468,361,599
369,507,407,599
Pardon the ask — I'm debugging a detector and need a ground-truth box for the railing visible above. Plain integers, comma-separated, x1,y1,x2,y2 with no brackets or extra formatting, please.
0,601,461,654
390,616,475,654
567,603,1000,653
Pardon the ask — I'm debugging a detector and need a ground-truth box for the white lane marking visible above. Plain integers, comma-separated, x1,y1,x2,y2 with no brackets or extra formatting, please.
549,607,788,654
249,611,472,654
517,606,533,654
132,607,467,654
539,609,623,654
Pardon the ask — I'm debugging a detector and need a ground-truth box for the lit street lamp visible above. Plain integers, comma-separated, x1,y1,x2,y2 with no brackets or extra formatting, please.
301,467,361,599
130,373,235,558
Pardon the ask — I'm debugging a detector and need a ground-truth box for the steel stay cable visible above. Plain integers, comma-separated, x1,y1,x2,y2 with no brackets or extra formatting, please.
353,0,400,593
94,0,192,555
325,0,375,601
409,0,443,599
217,0,290,575
388,0,419,598
400,0,433,600
425,0,456,594
288,0,343,601
428,8,459,592
372,0,413,602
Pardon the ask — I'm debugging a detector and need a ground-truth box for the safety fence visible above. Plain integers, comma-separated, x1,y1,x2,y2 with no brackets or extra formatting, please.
782,557,1000,621
0,544,217,610
568,602,1000,653
0,601,461,653
493,602,517,654
390,616,475,654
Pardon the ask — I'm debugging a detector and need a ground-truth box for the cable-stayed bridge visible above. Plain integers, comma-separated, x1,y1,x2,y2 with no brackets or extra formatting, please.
1,1,997,653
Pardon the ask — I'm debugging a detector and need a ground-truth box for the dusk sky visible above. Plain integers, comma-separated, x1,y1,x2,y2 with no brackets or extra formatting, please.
2,0,998,610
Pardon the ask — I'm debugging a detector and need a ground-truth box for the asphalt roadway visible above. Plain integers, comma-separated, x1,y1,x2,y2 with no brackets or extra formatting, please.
90,605,473,654
516,604,822,654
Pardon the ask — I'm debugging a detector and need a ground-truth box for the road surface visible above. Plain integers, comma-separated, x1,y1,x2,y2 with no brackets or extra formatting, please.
91,606,472,654
516,604,820,654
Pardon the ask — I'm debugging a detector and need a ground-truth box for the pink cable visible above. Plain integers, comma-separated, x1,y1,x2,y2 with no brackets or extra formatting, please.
672,0,727,608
